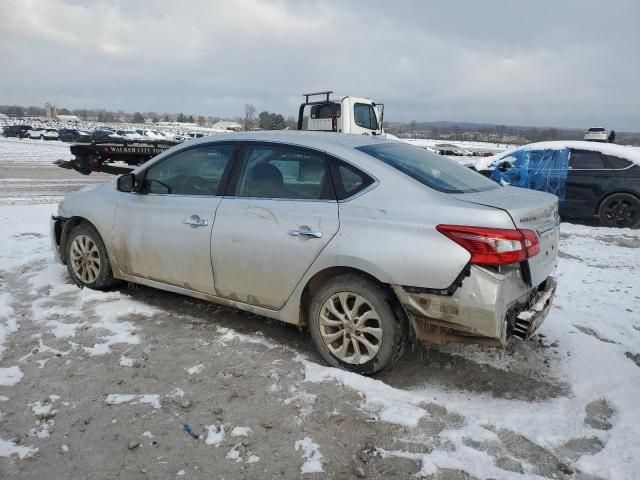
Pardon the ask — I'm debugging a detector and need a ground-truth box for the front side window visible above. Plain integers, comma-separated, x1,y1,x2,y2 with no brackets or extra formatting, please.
569,150,606,169
358,143,499,194
235,144,334,200
354,103,378,130
142,144,234,195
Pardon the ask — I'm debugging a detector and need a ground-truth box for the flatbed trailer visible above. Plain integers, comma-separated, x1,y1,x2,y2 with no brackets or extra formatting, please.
55,139,180,175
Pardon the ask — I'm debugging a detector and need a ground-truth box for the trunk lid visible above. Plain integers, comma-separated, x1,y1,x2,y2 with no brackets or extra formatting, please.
451,186,560,286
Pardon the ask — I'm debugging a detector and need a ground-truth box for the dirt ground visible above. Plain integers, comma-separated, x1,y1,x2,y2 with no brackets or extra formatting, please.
1,138,639,480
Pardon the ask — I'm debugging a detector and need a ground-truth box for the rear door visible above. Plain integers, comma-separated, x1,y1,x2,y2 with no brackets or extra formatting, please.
564,149,615,216
211,142,339,309
112,143,236,294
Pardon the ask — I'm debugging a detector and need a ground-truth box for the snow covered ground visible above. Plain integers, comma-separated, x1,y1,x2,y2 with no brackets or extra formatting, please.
402,138,514,153
1,138,639,479
0,137,110,205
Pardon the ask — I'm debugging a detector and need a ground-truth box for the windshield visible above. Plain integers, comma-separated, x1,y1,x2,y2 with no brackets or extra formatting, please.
357,143,500,194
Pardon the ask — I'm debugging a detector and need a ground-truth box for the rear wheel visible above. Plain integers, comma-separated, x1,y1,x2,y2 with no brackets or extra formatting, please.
66,223,118,290
597,193,640,228
308,274,406,375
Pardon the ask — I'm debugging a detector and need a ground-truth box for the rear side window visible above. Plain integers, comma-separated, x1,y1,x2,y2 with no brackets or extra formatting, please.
604,155,633,169
569,150,606,169
311,103,341,119
357,143,499,194
354,103,378,130
235,144,334,200
328,157,375,200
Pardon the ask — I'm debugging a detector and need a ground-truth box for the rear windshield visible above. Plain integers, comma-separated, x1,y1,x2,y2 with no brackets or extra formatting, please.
357,143,499,194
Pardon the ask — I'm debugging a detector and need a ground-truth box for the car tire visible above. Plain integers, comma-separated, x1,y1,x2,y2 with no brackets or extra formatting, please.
308,274,406,375
65,223,118,290
597,193,640,228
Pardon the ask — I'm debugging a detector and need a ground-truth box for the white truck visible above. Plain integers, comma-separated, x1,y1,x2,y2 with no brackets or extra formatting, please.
297,91,385,136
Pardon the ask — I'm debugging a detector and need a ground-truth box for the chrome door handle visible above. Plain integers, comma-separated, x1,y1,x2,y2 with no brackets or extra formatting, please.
288,227,323,239
181,215,208,227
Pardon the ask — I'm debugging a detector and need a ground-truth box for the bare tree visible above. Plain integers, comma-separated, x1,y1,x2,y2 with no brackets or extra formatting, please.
244,104,257,131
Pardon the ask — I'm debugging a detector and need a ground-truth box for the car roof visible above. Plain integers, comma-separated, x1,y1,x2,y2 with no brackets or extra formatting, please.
477,140,640,169
182,130,395,152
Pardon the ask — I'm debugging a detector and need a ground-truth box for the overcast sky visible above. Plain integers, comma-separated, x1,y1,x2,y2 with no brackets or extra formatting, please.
2,0,639,130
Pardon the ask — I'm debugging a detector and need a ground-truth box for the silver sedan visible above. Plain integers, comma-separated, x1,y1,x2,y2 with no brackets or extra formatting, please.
51,132,559,374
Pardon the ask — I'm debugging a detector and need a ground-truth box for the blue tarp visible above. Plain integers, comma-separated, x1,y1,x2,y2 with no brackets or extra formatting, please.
490,148,570,201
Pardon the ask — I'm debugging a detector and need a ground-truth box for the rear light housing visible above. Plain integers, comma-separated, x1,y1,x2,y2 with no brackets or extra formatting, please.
436,225,540,266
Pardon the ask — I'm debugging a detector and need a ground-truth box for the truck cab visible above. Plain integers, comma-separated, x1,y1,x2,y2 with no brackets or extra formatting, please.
297,91,384,136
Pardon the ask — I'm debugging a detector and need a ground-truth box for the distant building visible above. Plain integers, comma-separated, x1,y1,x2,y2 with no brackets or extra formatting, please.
44,103,58,119
57,114,80,122
212,121,242,132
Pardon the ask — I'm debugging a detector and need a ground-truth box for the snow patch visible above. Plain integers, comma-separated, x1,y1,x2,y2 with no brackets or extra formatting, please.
105,394,161,409
294,436,323,474
0,366,24,386
186,363,204,375
230,426,252,437
216,326,278,349
0,438,38,459
300,357,426,427
119,355,134,367
225,444,243,462
205,424,225,446
168,387,185,398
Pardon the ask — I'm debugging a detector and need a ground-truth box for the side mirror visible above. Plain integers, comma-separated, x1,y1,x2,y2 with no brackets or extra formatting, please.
117,173,136,192
498,161,511,173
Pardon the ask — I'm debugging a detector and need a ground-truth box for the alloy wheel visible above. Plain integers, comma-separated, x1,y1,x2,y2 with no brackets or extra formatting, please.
69,234,101,284
602,197,638,227
318,292,383,365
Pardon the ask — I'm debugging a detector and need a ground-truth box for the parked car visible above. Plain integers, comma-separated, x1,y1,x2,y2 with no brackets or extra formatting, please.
26,128,59,140
51,132,559,374
114,129,144,140
475,141,640,228
583,127,614,143
58,128,90,142
2,124,32,138
89,130,118,142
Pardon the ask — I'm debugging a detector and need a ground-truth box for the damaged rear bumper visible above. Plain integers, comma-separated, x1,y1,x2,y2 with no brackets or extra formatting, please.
392,265,557,347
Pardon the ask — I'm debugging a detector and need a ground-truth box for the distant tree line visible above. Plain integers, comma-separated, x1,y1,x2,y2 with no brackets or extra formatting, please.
387,121,640,146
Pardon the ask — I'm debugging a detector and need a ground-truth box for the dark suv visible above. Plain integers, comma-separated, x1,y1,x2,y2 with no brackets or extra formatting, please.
475,141,640,228
2,125,33,138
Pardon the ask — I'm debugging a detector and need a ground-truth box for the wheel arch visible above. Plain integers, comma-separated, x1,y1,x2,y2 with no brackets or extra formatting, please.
297,266,408,332
59,216,106,264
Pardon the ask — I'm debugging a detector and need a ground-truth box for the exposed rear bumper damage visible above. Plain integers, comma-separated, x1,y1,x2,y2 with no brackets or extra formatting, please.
392,265,556,348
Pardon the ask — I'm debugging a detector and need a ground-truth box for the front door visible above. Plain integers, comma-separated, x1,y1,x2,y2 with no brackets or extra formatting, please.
211,142,339,309
112,143,236,294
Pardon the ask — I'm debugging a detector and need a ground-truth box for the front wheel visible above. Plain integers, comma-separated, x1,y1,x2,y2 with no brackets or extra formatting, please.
66,223,118,290
598,193,640,228
308,274,406,375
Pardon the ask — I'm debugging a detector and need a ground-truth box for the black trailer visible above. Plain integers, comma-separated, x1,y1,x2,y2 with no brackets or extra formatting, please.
55,139,179,175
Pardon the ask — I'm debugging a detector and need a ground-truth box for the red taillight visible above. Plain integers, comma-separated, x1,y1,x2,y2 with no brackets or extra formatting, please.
436,225,540,266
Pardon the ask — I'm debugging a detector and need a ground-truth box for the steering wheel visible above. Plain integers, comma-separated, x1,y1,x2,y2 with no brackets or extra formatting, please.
181,176,211,194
